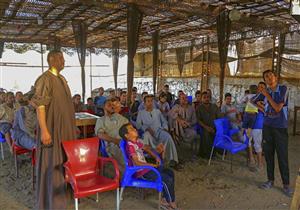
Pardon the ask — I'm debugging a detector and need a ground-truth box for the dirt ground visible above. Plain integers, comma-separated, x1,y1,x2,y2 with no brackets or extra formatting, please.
0,127,299,210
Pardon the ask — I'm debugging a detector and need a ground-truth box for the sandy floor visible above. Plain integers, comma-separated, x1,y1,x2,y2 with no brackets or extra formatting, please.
0,128,299,210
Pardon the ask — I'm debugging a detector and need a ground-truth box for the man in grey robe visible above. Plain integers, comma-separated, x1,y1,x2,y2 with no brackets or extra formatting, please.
136,95,179,167
169,94,200,154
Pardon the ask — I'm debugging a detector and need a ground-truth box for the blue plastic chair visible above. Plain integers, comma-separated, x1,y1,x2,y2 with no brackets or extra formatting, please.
119,139,163,208
253,112,264,129
222,118,240,137
194,123,204,137
0,132,5,160
187,96,193,104
99,139,109,157
208,118,249,171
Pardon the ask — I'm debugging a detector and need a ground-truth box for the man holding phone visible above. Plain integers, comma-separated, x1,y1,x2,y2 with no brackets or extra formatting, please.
259,70,293,197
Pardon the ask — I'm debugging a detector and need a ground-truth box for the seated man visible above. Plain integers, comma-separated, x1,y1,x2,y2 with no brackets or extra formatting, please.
95,99,129,169
0,92,6,105
119,91,130,119
94,87,106,116
169,94,200,155
0,92,15,152
138,92,159,111
11,91,37,150
196,91,222,159
84,97,96,114
72,94,84,113
15,91,23,111
119,123,178,209
193,90,202,111
172,90,184,107
129,89,140,122
136,95,180,169
221,93,243,142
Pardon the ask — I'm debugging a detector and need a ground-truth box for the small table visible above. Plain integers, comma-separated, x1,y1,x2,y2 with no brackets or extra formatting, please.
75,112,100,138
293,106,300,136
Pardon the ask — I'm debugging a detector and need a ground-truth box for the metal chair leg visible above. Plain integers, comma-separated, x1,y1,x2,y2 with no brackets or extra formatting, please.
32,165,35,190
158,192,162,210
0,143,4,160
116,188,120,210
230,153,233,173
222,150,226,160
208,146,215,166
14,152,18,178
75,198,79,210
96,192,99,202
120,187,125,201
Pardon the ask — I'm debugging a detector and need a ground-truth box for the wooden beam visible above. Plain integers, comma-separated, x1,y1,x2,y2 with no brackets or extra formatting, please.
18,6,56,35
30,3,81,38
0,0,25,30
61,9,125,43
51,5,92,34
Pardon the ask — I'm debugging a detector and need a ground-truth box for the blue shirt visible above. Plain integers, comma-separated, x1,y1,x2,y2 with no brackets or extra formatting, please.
264,85,288,128
94,95,106,107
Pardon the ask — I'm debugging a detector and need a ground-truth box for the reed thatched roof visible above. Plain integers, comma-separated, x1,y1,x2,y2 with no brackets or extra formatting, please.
0,0,299,50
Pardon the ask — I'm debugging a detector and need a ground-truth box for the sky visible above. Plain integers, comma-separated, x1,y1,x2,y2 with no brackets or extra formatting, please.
0,49,128,98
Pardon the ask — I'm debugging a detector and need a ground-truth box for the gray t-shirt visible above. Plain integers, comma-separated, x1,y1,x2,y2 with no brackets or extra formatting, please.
221,104,239,122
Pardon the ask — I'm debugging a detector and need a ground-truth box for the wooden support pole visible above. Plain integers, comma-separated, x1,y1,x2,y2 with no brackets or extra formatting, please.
276,33,285,82
217,10,231,105
206,36,210,90
90,49,93,97
112,39,120,92
40,43,44,73
271,34,276,72
126,4,143,105
152,30,159,95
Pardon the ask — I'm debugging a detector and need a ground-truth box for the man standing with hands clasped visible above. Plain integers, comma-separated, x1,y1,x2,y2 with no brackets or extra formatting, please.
259,70,293,197
32,50,76,209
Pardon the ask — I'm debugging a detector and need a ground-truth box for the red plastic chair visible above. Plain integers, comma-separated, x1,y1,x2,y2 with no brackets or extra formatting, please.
12,142,36,188
62,137,120,210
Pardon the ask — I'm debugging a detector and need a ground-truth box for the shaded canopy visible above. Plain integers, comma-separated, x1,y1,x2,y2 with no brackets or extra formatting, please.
0,0,297,51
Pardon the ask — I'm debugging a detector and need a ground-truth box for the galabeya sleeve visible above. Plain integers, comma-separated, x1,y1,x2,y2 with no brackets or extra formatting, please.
31,74,52,107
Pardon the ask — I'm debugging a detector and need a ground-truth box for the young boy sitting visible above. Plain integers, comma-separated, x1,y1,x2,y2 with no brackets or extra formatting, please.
119,123,178,210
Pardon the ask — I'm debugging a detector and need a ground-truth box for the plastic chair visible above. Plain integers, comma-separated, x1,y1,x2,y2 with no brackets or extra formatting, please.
208,118,249,172
119,139,163,209
223,118,240,136
62,137,120,210
253,112,264,129
0,132,5,160
12,142,36,188
187,96,193,104
99,139,109,157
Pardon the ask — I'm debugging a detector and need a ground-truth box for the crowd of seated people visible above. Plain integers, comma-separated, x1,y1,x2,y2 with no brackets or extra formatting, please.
66,83,269,173
0,82,270,172
0,90,37,152
0,72,293,207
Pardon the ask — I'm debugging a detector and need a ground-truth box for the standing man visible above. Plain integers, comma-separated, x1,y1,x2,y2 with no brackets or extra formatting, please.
32,50,76,209
259,70,292,197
